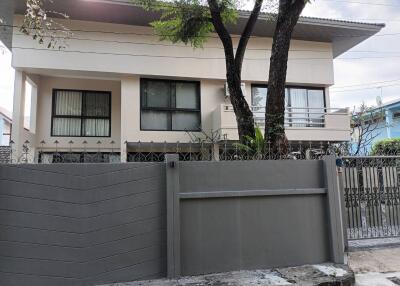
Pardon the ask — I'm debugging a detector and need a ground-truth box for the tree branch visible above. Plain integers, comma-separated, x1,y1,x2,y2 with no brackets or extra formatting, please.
234,0,263,73
207,0,235,63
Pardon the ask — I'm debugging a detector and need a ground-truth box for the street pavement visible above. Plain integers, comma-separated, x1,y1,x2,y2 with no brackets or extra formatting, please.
349,243,400,285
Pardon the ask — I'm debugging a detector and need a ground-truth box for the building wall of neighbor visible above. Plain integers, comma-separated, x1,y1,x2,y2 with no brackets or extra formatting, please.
0,119,11,146
362,117,400,151
352,105,400,153
391,118,400,138
11,16,335,86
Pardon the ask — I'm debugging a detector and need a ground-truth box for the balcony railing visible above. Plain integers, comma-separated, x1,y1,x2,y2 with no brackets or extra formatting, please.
223,105,349,128
213,104,351,142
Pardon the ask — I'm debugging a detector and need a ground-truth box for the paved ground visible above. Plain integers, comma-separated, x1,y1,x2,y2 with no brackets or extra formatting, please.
348,237,400,252
356,273,400,286
100,240,400,286
349,247,400,273
100,264,354,286
348,243,400,285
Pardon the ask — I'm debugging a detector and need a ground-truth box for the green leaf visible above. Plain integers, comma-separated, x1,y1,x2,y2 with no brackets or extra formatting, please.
137,0,238,48
232,143,253,152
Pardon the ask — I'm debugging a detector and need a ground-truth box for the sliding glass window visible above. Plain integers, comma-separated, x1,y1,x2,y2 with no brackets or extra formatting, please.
141,79,201,131
251,85,325,127
51,90,111,137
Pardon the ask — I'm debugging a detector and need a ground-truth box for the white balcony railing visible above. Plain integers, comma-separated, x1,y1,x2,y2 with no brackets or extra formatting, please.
213,104,351,142
223,105,349,128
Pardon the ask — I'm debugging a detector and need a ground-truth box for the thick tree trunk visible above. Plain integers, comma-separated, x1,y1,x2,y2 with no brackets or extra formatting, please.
227,69,255,141
208,0,261,142
265,0,307,152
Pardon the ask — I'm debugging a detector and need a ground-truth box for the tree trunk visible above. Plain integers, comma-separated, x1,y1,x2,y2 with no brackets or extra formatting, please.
227,69,255,141
264,0,307,152
207,0,259,142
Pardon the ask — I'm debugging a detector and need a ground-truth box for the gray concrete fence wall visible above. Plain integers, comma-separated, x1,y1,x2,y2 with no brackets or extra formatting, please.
0,157,345,285
0,163,167,286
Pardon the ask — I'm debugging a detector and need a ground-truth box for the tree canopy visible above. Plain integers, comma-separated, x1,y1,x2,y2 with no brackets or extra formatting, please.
140,0,240,48
372,138,400,156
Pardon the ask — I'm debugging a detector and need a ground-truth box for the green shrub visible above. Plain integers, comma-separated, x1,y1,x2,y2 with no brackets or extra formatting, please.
233,126,265,158
371,138,400,155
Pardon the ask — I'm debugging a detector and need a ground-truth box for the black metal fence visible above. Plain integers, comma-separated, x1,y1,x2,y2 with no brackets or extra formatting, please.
0,146,11,163
343,156,400,240
2,140,399,164
0,140,347,164
127,141,335,162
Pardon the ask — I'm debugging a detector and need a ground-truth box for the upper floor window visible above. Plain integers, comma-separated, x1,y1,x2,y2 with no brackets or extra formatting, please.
141,79,201,131
251,85,325,127
51,89,111,137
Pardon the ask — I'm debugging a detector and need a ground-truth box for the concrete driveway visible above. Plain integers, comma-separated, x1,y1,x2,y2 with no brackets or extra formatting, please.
349,246,400,285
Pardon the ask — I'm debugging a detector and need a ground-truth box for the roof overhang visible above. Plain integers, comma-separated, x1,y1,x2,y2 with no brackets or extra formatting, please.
13,0,384,57
372,99,400,112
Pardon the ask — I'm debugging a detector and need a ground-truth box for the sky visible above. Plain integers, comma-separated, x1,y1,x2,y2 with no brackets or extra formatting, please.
302,0,400,108
0,0,399,113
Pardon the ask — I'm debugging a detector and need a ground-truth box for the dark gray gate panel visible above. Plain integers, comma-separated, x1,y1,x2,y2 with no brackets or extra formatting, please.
0,163,167,286
180,195,329,276
165,158,344,277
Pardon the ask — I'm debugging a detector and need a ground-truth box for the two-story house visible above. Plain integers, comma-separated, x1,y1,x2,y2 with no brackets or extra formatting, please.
3,0,384,162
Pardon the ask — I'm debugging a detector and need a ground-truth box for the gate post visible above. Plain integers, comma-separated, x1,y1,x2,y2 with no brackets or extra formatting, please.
337,166,349,251
323,156,345,264
165,154,181,278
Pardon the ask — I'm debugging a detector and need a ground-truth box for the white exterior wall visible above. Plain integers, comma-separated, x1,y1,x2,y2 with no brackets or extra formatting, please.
12,16,334,85
11,16,343,156
121,77,226,140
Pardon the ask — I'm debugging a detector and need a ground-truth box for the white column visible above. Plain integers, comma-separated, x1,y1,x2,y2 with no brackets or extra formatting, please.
120,79,127,163
324,87,331,109
11,70,26,159
120,76,140,162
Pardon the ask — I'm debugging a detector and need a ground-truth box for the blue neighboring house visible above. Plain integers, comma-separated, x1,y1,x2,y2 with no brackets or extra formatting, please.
362,99,400,151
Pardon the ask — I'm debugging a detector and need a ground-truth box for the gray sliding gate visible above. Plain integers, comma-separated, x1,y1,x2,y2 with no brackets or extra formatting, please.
165,156,345,278
342,156,400,240
0,156,345,285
